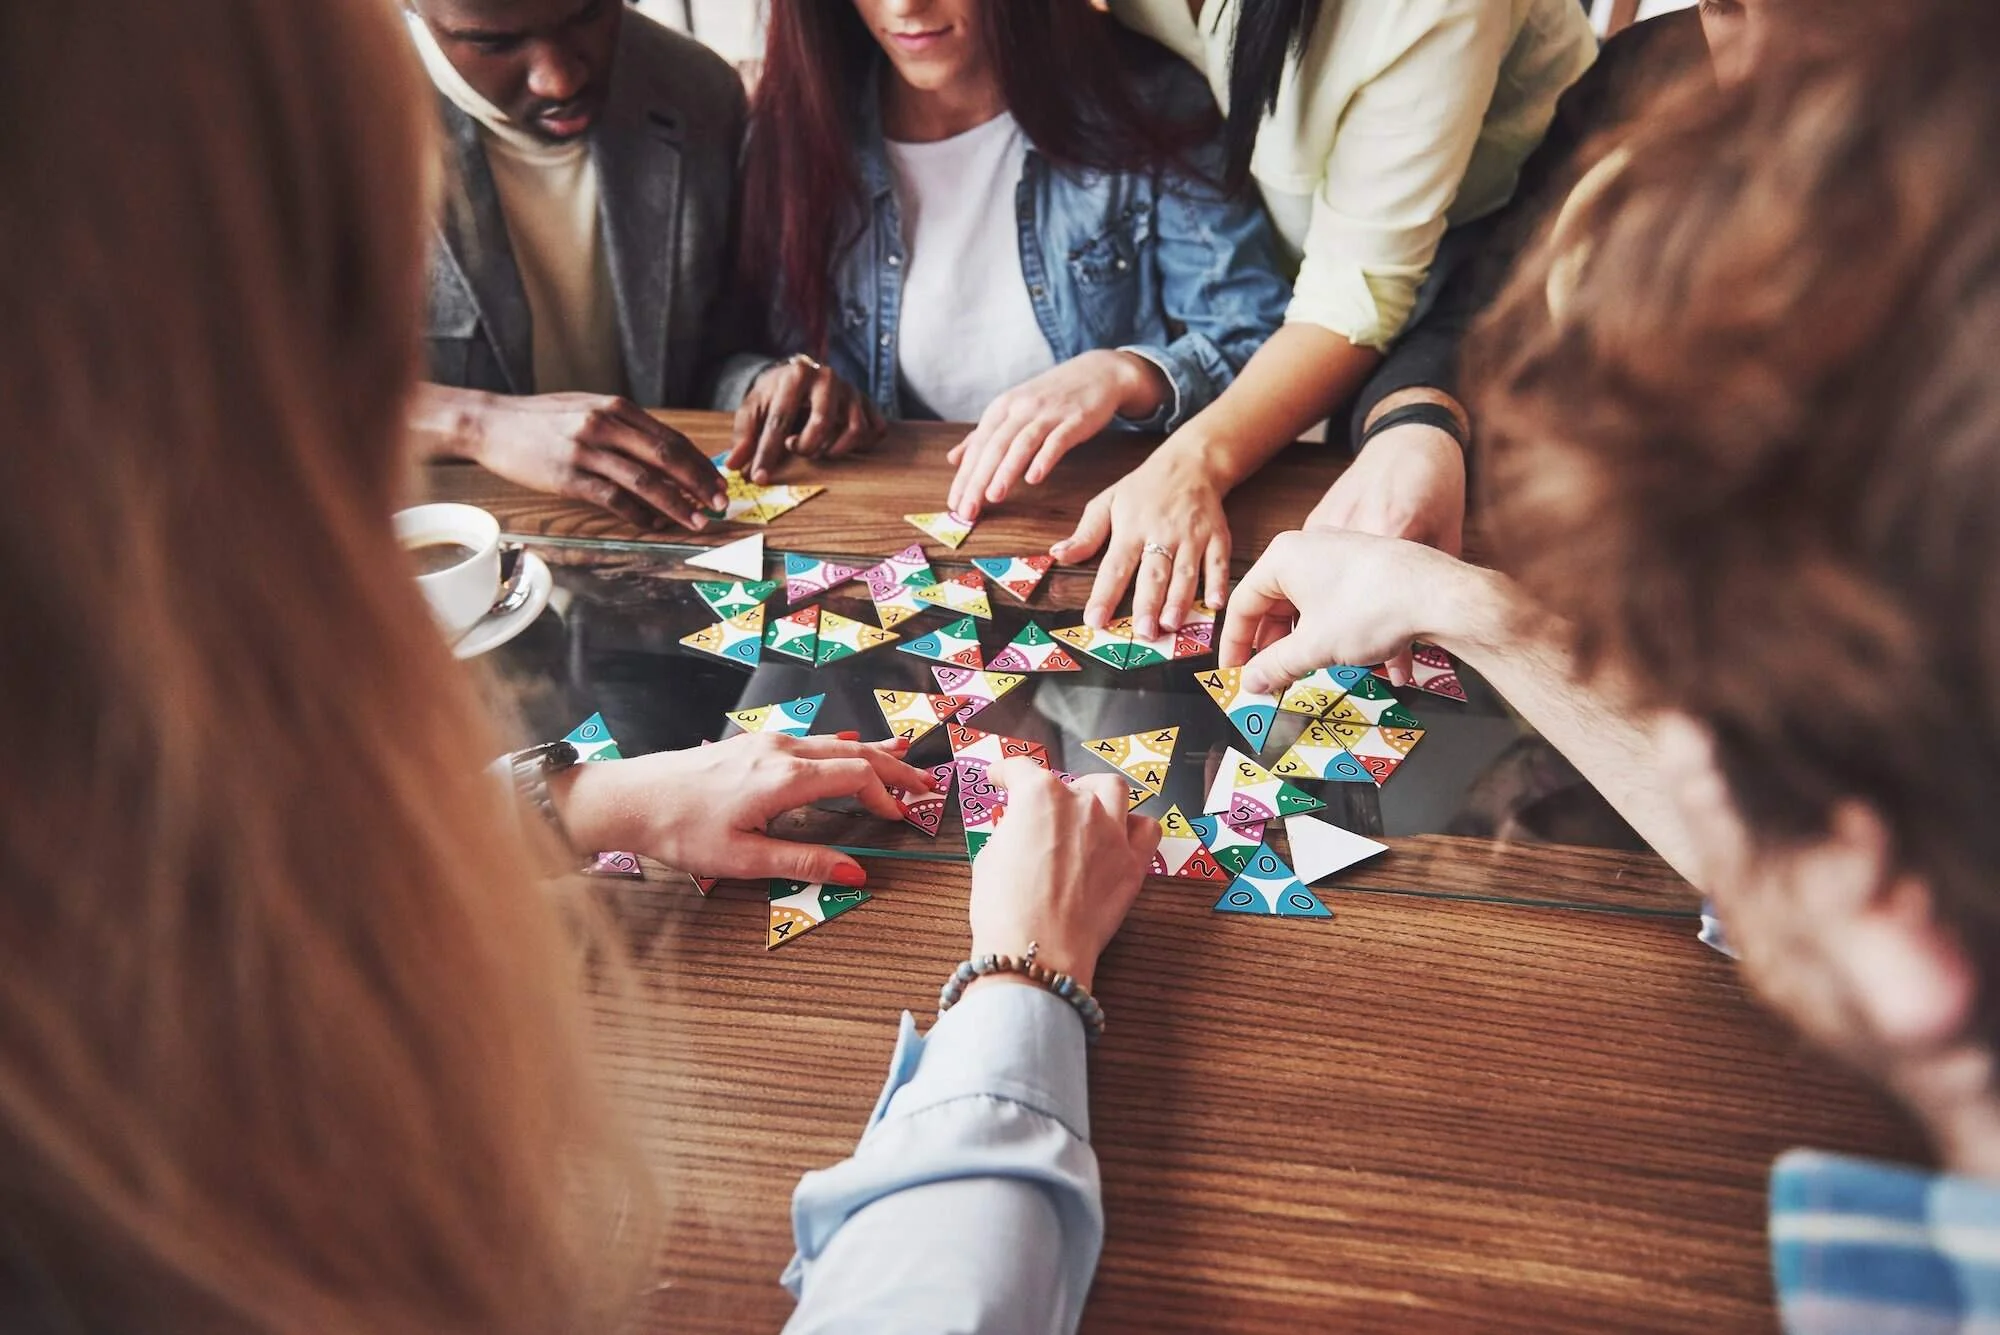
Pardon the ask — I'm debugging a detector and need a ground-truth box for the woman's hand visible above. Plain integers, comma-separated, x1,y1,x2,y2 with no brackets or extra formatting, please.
727,357,885,484
1217,529,1487,693
945,350,1169,521
552,732,934,887
967,762,1160,991
1052,444,1232,640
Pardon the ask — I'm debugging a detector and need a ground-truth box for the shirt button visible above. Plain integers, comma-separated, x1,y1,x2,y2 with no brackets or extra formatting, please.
1115,259,1128,271
879,333,892,348
1029,284,1046,298
887,254,902,267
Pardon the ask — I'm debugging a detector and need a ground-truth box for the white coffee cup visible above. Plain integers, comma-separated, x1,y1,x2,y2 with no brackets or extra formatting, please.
393,503,502,638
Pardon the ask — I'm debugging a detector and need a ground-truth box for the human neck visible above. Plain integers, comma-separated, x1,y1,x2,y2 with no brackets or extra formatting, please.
880,66,1007,143
1889,1042,2000,1181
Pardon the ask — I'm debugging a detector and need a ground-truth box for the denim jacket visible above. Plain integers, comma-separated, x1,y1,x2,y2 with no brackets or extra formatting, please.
813,60,1292,432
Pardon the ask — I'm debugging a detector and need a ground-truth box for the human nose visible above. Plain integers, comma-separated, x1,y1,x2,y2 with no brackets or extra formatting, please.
525,41,588,105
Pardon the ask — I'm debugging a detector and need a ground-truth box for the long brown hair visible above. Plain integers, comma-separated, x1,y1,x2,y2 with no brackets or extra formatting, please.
0,3,652,1331
741,0,1217,355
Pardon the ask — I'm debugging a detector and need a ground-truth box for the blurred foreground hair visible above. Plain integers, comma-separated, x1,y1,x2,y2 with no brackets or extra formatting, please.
0,2,654,1331
1473,0,2000,1042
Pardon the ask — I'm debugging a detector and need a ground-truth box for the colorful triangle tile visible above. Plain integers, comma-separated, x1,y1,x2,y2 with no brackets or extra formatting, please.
1202,746,1324,824
1150,804,1231,883
912,570,993,619
970,555,1053,603
726,692,825,738
945,724,1050,769
873,689,967,745
897,615,984,667
862,544,938,629
986,620,1082,673
1212,845,1333,919
762,605,820,663
1277,665,1375,717
562,712,623,763
812,609,898,665
1194,666,1280,752
692,578,779,619
1051,620,1133,670
767,879,871,949
1376,643,1469,702
684,532,764,580
930,665,1026,720
680,605,764,666
1269,720,1375,783
1188,812,1266,876
889,761,955,837
783,553,864,605
1081,726,1178,797
905,509,975,548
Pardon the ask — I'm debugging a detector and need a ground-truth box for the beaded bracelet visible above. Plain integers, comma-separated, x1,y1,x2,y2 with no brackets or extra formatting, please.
937,941,1105,1044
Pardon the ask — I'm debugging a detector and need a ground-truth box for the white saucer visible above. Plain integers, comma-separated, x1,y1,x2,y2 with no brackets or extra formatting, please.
454,551,553,659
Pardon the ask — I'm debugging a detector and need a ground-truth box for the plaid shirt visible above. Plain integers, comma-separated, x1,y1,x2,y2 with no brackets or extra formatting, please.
1771,1149,2000,1334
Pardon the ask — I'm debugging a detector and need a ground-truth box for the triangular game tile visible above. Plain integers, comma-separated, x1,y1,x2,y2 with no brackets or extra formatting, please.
905,509,975,549
562,712,623,763
1201,746,1323,824
1081,726,1178,796
970,555,1053,603
1150,804,1230,883
930,665,1026,719
680,606,764,666
987,620,1081,673
812,609,897,665
685,532,764,580
726,692,825,738
783,553,864,605
767,880,871,949
1284,814,1389,885
1194,666,1279,752
1375,643,1469,702
692,578,779,619
1188,812,1267,876
1269,720,1375,784
897,615,983,667
912,570,993,619
1212,845,1333,919
873,689,967,745
1277,665,1374,717
762,605,821,663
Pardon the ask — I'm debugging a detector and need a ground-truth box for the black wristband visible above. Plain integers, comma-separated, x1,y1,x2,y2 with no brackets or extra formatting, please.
1359,402,1468,453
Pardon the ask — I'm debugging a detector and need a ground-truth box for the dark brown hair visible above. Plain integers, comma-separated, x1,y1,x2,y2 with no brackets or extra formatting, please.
0,1,652,1329
740,0,1216,355
1473,1,2000,1025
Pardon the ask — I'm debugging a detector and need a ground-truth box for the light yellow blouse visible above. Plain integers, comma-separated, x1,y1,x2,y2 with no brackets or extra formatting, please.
1111,0,1596,351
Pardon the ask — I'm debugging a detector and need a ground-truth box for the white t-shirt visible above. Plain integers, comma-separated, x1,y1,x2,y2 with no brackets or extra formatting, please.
884,114,1057,425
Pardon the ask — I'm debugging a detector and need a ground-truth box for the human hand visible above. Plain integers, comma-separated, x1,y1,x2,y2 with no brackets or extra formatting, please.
467,392,729,530
968,762,1160,991
1051,444,1231,640
726,356,884,484
552,732,934,886
944,350,1169,521
1217,529,1481,694
1304,425,1465,679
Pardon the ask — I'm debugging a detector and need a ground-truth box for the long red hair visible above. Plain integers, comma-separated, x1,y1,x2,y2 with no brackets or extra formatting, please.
741,0,1218,355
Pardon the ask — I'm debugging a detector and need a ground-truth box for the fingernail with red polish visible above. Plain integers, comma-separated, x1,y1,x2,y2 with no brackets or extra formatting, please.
832,863,867,887
836,730,861,741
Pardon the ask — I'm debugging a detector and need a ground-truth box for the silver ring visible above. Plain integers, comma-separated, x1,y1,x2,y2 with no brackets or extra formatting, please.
787,352,825,373
1141,541,1174,561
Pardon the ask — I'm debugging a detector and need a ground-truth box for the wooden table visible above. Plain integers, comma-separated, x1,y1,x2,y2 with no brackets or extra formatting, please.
425,415,1923,1333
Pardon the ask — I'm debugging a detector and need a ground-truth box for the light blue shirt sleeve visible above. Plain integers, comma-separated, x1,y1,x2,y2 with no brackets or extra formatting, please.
780,982,1103,1334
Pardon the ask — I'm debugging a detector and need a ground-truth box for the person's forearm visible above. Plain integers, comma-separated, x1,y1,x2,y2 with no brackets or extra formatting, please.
408,382,492,462
1424,563,1709,890
1161,324,1383,489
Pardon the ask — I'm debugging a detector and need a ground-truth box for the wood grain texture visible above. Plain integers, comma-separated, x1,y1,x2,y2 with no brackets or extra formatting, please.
595,855,1922,1333
419,411,1358,571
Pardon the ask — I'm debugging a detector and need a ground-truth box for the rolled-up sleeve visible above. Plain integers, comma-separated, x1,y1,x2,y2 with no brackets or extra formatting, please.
1288,0,1512,350
781,983,1102,1335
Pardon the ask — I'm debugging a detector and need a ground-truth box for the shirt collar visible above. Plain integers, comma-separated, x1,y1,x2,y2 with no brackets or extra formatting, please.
1770,1148,2000,1333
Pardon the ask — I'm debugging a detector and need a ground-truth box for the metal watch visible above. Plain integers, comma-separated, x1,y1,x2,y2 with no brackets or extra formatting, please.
505,739,580,836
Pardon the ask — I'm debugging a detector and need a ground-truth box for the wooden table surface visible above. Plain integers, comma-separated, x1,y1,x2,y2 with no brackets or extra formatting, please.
425,415,1924,1332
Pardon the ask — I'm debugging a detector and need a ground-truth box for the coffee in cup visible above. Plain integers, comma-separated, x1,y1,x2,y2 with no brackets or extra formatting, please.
392,503,502,638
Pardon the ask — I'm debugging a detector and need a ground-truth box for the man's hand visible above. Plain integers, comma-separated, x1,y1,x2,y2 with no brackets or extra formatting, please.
727,356,884,484
1306,425,1466,555
945,350,1169,521
453,390,729,531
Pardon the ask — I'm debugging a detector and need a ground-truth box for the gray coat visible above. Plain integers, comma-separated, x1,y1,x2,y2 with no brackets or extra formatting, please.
422,11,771,410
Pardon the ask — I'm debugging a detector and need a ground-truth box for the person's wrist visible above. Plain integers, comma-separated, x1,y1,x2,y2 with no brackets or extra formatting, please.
1423,558,1513,659
968,933,1096,991
1153,429,1238,494
1108,350,1171,420
548,758,658,859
